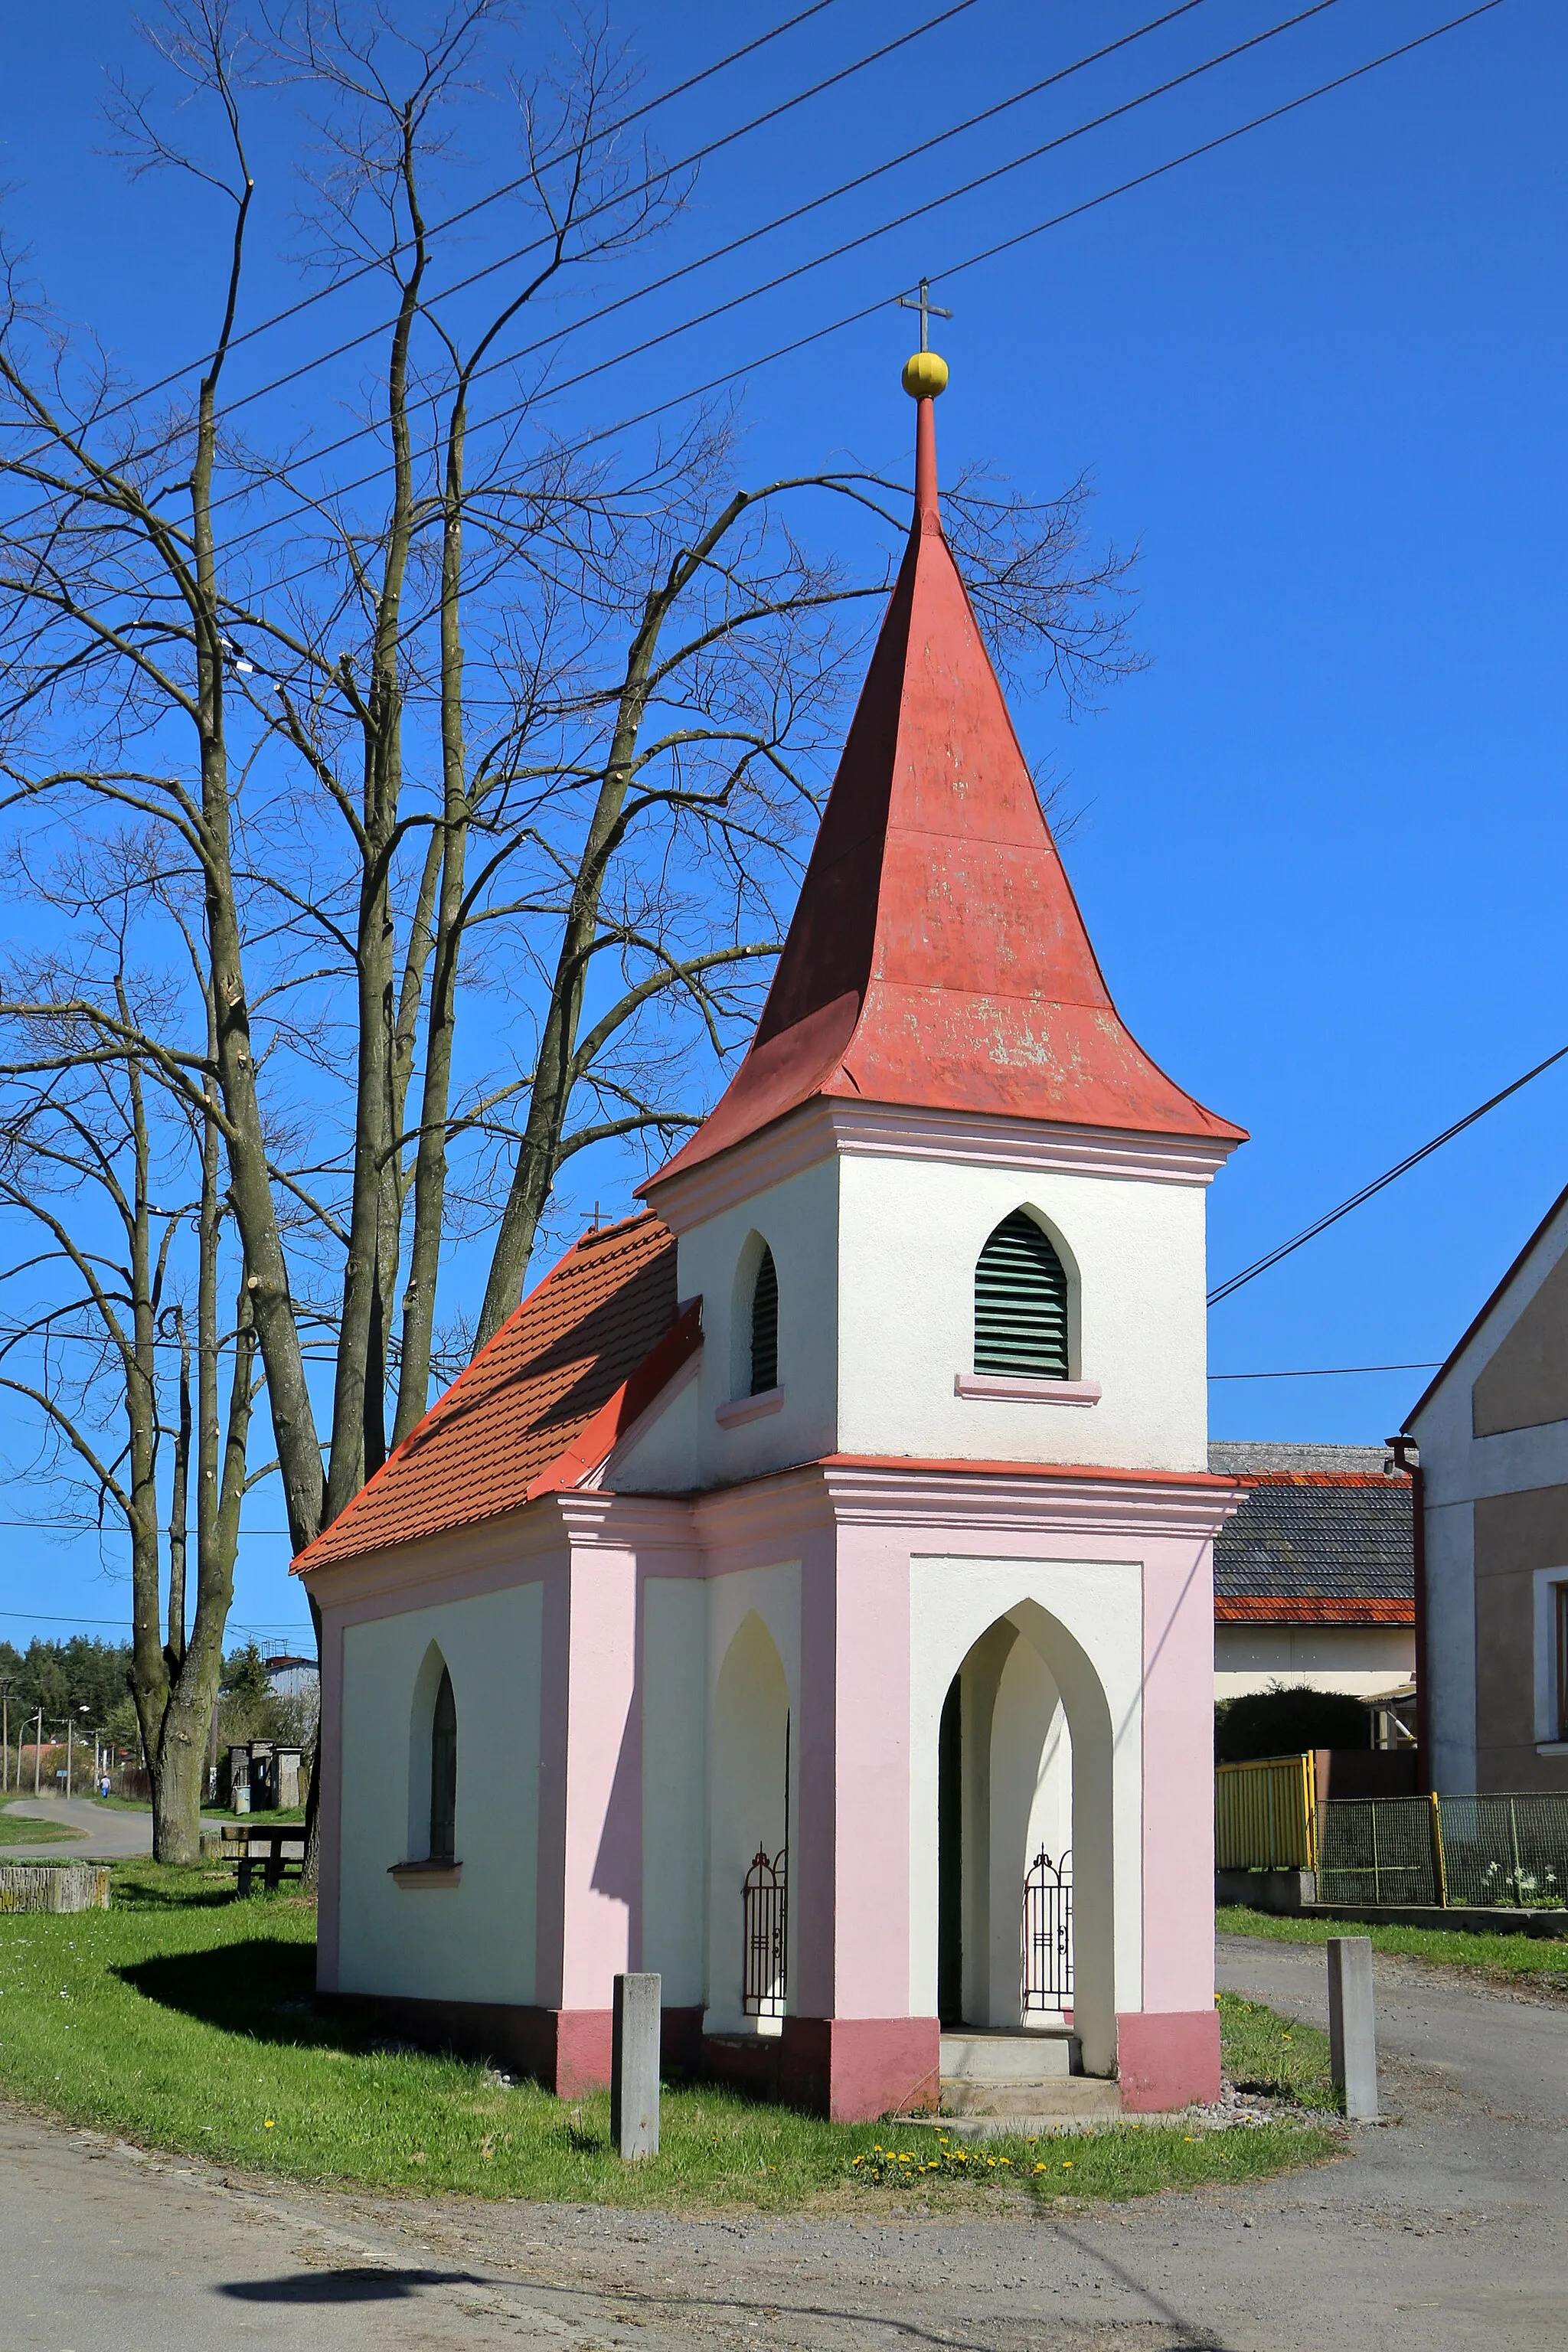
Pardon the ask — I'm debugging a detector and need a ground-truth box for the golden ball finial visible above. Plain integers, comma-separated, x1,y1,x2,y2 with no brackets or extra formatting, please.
902,348,949,399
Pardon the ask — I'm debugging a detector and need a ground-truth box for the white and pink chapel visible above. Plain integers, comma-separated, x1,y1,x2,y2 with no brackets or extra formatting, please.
296,349,1248,2123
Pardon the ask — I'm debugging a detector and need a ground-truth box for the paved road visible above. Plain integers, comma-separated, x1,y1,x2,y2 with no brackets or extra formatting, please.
2,1936,1564,2350
2,1794,153,1860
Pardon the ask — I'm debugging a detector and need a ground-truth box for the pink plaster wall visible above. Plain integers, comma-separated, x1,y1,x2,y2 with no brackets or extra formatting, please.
1139,1536,1218,2014
315,1609,344,1990
831,1527,913,2018
560,1549,639,2006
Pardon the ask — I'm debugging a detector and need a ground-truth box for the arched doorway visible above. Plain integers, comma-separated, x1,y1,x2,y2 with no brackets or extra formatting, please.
935,1605,1116,2074
707,1610,792,2035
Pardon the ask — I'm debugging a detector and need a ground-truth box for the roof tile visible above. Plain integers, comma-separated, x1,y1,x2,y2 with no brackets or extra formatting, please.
294,1211,678,1573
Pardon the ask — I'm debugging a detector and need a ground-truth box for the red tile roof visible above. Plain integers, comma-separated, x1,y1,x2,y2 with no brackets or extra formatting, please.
1216,1596,1415,1625
293,1211,682,1574
648,396,1243,1194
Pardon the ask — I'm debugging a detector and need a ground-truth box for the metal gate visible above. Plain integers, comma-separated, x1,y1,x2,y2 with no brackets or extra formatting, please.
743,1847,788,2017
1021,1847,1073,2010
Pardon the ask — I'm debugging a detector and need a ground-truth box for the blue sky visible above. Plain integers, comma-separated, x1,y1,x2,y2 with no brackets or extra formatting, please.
1,0,1563,1651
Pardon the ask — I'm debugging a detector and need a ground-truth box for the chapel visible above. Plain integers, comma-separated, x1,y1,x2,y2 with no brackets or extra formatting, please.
296,348,1246,2122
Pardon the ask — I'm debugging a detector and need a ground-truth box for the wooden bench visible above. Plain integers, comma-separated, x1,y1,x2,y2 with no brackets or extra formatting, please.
221,1824,306,1895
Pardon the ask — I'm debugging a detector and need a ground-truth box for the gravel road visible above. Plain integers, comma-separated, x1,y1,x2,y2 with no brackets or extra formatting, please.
1,1793,153,1860
2,1932,1564,2350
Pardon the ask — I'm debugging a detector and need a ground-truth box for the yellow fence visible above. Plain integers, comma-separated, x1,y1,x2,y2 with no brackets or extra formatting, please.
1215,1754,1318,1872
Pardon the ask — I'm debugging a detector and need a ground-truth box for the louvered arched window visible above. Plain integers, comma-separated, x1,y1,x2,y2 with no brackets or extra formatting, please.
975,1211,1070,1380
430,1665,458,1862
750,1245,779,1394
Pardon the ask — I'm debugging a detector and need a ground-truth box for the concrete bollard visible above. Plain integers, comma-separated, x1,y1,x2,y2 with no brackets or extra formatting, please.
1326,1936,1379,2120
611,1972,662,2161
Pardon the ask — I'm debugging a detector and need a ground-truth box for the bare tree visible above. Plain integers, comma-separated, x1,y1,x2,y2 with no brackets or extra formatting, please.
0,839,263,1859
0,1,1137,1864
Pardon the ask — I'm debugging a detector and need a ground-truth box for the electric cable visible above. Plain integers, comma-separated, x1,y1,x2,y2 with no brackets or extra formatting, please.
0,0,985,537
24,0,856,428
178,0,1342,550
216,0,1504,622
1207,1037,1568,1306
1207,1362,1442,1380
189,0,1004,443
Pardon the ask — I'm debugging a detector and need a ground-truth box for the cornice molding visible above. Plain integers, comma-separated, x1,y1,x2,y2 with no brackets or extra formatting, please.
647,1099,1234,1230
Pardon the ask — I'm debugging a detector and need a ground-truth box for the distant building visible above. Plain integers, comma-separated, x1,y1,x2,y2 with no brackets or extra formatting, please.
264,1654,318,1705
1405,1182,1568,1795
1210,1442,1414,1701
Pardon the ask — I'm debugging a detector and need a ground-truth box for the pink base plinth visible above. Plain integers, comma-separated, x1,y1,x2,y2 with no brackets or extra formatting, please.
703,2017,939,2119
783,2017,941,2120
1116,2010,1221,2112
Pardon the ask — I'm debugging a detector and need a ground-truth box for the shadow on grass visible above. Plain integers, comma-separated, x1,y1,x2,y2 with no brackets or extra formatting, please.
115,1939,383,2055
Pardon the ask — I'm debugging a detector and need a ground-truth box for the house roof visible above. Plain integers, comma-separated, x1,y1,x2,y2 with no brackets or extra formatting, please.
1210,1442,1413,1625
292,1211,684,1575
647,391,1243,1194
1404,1176,1568,1428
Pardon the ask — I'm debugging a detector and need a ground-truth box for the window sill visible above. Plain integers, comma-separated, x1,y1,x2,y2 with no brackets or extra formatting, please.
389,1859,462,1887
1537,1741,1568,1757
955,1372,1101,1405
717,1386,785,1428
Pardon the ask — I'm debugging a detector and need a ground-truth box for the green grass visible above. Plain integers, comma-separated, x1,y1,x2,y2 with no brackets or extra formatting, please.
1216,1989,1338,2109
0,1862,1338,2210
0,1796,82,1848
1218,1903,1568,1983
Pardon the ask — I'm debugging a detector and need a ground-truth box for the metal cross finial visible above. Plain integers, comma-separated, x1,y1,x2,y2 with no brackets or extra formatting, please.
898,277,952,352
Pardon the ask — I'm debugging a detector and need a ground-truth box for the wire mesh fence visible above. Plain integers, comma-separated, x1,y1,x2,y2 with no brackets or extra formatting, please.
1317,1792,1568,1911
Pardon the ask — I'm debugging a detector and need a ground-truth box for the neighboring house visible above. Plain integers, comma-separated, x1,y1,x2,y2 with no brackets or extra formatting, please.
1405,1182,1568,1795
265,1654,319,1707
292,372,1248,2124
1209,1442,1414,1700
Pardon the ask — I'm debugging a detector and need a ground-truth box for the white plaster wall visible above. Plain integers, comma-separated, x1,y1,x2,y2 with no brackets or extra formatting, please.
703,1562,801,2034
987,1638,1072,2027
642,1578,707,2000
1214,1626,1414,1699
608,1361,701,1492
838,1154,1209,1470
338,1583,542,2004
909,1556,1143,2056
670,1158,840,1488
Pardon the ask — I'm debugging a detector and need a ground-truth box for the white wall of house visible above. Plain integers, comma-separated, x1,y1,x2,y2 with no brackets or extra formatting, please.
337,1583,543,2004
1214,1624,1414,1700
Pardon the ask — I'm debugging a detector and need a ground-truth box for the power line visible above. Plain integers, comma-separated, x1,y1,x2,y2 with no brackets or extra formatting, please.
220,0,1504,616
0,0,984,544
1207,1361,1442,1380
1208,1038,1568,1307
42,0,855,428
198,0,998,445
201,0,1345,559
198,0,1211,484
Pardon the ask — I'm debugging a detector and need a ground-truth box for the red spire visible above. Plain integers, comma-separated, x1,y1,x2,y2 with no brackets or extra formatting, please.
652,393,1243,1188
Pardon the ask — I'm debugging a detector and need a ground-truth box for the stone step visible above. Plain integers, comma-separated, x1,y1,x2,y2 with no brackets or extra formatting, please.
939,2030,1080,2082
922,2081,1124,2129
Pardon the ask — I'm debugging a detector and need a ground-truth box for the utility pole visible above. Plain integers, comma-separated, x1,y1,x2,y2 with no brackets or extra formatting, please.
33,1707,42,1796
0,1679,10,1793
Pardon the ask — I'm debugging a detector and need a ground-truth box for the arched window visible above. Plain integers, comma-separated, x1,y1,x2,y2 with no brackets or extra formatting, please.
750,1245,779,1394
975,1211,1070,1380
429,1665,457,1863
